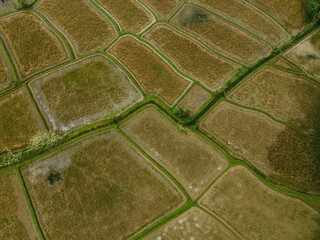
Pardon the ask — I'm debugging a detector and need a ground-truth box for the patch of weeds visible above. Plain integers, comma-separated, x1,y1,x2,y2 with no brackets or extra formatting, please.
27,131,58,151
0,150,21,168
171,107,192,122
307,0,320,22
13,0,32,10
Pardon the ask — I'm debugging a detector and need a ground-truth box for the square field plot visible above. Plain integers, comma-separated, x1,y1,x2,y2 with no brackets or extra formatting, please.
200,101,320,193
95,0,154,33
108,36,191,105
0,12,69,79
36,0,117,56
171,5,271,65
143,23,240,90
0,46,13,91
191,0,290,47
145,207,238,240
0,87,45,153
22,129,185,240
121,107,229,199
141,0,183,19
29,54,142,132
0,171,39,240
200,166,320,240
228,67,320,137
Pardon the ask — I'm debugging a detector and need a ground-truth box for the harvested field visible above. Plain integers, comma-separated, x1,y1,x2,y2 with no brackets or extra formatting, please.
246,0,310,35
22,129,185,240
171,5,271,64
95,0,154,33
108,36,190,105
0,12,69,78
271,56,301,72
143,23,240,90
191,0,290,47
145,207,238,240
121,107,229,199
177,84,212,116
0,47,12,91
200,101,320,192
228,67,320,136
0,87,45,153
141,0,183,19
200,166,320,240
0,171,39,240
285,29,320,80
29,54,142,132
36,0,116,56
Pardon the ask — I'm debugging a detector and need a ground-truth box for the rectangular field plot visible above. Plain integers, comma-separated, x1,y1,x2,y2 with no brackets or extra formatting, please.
143,23,240,90
36,0,117,56
29,54,142,132
0,171,39,240
200,166,320,240
285,29,320,80
0,12,69,79
171,5,271,65
200,101,320,193
108,36,190,105
141,0,183,19
0,87,45,153
121,107,229,199
145,207,237,240
22,129,185,240
271,56,301,72
191,0,290,47
95,0,154,33
228,67,320,137
246,0,310,35
0,47,12,91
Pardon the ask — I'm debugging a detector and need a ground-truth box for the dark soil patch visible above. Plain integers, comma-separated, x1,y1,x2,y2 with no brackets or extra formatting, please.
47,171,61,185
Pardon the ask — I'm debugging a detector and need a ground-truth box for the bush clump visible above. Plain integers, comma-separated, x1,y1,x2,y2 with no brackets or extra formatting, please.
308,0,320,22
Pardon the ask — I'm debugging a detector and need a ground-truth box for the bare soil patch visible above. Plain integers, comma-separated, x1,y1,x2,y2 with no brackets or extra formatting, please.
108,36,190,105
141,0,183,19
121,107,229,199
171,4,271,64
200,166,320,240
271,56,301,72
143,23,240,90
0,1,14,15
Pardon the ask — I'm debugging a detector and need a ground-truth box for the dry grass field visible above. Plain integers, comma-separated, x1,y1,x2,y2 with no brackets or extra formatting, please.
191,0,290,47
142,0,183,19
171,5,271,64
108,36,190,105
36,0,116,56
271,56,301,72
145,207,238,240
200,101,320,192
0,171,39,240
228,67,320,136
0,48,12,91
29,54,142,132
177,84,211,115
0,12,68,78
285,29,320,80
121,107,229,199
200,166,320,240
143,23,240,90
22,129,185,240
0,87,45,153
246,0,310,35
95,0,153,33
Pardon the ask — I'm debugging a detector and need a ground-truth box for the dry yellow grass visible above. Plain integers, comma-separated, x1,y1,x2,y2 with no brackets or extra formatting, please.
0,48,11,91
143,23,240,90
108,36,190,105
0,12,68,78
200,166,320,240
142,0,183,19
22,129,184,239
271,56,301,72
171,5,271,64
95,0,153,33
191,0,290,47
37,0,116,56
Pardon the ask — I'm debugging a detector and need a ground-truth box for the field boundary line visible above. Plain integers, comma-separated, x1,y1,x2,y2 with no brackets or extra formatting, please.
0,36,18,86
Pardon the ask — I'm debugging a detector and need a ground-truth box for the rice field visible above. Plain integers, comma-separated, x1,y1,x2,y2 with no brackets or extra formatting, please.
141,0,183,19
271,56,301,72
0,47,12,91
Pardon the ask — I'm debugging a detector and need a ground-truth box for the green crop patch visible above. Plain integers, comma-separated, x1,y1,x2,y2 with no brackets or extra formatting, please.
121,107,229,199
200,166,320,240
22,129,185,239
141,0,183,19
171,4,271,64
0,12,69,79
108,36,190,105
29,54,142,132
191,0,290,47
143,23,240,90
228,66,320,137
200,101,320,193
0,171,39,240
36,0,117,56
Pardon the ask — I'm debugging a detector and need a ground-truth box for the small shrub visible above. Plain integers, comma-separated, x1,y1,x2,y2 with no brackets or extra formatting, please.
0,150,21,167
307,0,320,22
13,0,31,10
27,130,58,151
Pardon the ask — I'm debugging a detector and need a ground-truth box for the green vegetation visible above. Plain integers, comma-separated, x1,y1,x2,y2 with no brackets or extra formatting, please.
13,0,31,10
308,0,320,22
